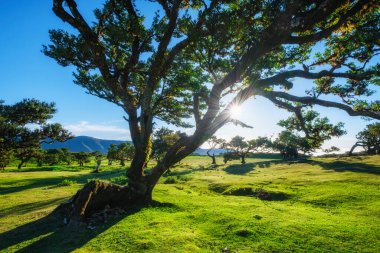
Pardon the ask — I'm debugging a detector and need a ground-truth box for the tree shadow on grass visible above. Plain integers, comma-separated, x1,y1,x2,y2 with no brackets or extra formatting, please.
0,200,177,253
0,169,124,195
224,160,286,175
224,163,256,175
0,208,138,253
167,165,218,177
304,159,380,175
0,197,68,218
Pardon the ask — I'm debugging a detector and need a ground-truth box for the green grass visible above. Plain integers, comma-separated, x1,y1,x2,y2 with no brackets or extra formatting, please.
1,155,380,252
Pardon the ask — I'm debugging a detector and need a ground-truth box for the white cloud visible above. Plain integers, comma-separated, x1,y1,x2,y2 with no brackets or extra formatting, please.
65,121,131,140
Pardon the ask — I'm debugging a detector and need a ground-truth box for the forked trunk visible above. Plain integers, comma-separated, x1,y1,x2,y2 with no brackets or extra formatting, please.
206,150,216,165
55,117,219,225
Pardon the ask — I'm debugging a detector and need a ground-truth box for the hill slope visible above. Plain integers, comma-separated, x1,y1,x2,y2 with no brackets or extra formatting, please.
42,136,222,155
41,136,126,153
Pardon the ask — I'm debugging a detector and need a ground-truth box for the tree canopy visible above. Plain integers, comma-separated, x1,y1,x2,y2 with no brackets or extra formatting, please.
349,122,380,155
44,0,380,219
0,99,72,169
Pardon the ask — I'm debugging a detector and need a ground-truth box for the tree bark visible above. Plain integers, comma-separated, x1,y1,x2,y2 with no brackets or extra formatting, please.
54,180,152,224
95,160,101,173
348,142,362,156
18,160,25,169
206,150,216,164
241,155,246,164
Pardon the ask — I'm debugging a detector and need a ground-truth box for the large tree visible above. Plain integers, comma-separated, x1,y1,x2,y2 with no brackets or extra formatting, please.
44,0,380,222
349,123,380,155
275,109,346,156
0,99,72,169
271,109,345,159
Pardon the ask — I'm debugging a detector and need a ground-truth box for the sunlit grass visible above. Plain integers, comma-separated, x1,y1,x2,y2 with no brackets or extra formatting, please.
1,155,379,252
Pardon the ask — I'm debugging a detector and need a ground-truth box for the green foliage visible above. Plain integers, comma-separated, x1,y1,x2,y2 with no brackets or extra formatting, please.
152,128,181,162
114,142,135,166
73,152,92,167
44,0,380,186
41,148,73,166
57,179,76,187
109,175,129,185
0,99,72,169
273,109,346,159
0,149,13,171
271,131,304,159
355,123,380,154
223,136,271,163
163,176,178,184
106,144,118,165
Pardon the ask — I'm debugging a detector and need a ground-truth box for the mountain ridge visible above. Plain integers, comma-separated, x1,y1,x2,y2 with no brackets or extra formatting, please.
41,136,216,155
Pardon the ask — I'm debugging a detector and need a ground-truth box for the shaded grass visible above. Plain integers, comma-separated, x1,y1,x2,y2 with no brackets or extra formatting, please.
0,155,379,252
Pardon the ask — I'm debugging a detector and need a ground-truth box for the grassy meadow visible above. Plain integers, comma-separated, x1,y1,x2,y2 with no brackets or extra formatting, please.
0,155,379,252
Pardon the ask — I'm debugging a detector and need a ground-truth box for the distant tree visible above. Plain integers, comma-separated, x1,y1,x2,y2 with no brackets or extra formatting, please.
43,149,62,166
45,0,380,220
74,152,91,167
107,144,118,165
42,148,73,166
14,147,42,169
349,123,380,155
271,131,304,159
92,151,103,173
0,149,13,172
206,136,224,165
323,146,340,154
152,128,180,162
116,143,135,166
60,148,73,165
223,136,270,164
273,109,346,159
0,99,72,169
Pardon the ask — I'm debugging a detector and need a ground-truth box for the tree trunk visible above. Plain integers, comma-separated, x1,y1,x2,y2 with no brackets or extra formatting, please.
54,104,229,224
348,142,361,156
54,179,154,224
95,160,101,173
241,155,246,164
206,150,216,165
18,160,25,169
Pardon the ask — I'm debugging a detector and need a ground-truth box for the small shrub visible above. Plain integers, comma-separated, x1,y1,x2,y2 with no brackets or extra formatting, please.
57,179,75,187
109,175,128,185
177,175,191,181
164,177,178,184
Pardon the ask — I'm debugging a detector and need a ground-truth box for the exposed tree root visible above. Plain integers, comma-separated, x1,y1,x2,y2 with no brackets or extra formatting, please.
54,180,137,225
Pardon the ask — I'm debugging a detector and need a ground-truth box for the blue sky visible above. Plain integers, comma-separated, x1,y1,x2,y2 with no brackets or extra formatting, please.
0,0,376,152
